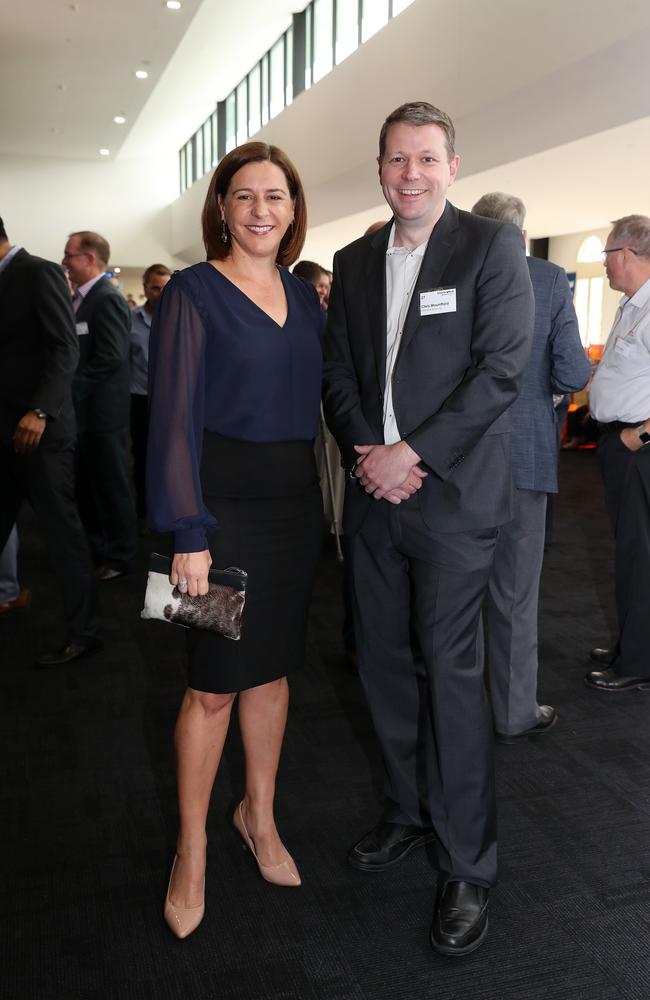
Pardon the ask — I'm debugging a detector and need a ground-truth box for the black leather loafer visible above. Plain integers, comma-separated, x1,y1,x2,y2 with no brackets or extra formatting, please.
347,821,436,871
496,704,557,744
589,646,618,665
584,667,650,692
431,880,489,956
35,639,104,668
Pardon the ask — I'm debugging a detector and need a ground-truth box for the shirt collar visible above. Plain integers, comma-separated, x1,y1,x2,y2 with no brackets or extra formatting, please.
385,223,427,258
622,277,650,310
76,273,105,300
0,245,22,275
133,303,152,326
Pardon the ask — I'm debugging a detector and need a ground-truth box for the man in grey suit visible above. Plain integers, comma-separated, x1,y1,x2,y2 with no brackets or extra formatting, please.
62,231,136,580
472,193,591,741
323,102,534,955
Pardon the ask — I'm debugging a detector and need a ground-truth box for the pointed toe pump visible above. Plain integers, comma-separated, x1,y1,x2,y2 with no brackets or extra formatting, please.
163,855,205,939
233,801,301,887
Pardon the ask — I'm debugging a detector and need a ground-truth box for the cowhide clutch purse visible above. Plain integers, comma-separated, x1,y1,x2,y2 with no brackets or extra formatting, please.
141,553,247,641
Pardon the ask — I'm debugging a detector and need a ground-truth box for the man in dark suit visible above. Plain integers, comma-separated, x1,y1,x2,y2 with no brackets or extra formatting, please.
323,102,534,955
62,231,136,580
0,217,102,664
472,192,591,741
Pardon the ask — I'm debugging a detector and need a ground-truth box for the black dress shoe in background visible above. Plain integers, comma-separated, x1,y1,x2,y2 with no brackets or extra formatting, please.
348,821,436,871
34,639,103,668
589,646,618,665
496,704,557,744
584,667,650,692
431,880,489,956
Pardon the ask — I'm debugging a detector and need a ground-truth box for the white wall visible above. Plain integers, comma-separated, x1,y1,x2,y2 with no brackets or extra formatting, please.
0,152,183,270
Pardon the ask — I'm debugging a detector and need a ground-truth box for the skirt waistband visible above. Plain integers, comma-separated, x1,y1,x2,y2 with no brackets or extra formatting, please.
200,432,317,499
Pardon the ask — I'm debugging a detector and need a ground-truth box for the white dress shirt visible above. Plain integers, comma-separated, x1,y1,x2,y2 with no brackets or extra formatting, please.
589,278,650,423
73,273,105,312
383,225,427,445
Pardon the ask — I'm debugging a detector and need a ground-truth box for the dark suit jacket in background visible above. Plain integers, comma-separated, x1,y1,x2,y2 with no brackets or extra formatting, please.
0,249,78,447
73,277,131,432
511,256,591,493
323,202,535,535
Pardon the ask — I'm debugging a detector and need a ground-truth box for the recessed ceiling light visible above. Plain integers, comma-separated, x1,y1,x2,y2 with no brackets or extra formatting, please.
99,148,110,156
113,267,121,274
165,0,182,8
114,115,126,125
135,69,148,79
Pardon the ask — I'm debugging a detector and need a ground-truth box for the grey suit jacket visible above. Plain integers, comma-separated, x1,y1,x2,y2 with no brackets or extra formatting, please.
511,256,591,493
323,202,535,536
73,276,131,433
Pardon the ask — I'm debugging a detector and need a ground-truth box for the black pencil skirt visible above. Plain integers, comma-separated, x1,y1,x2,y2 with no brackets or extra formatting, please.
186,433,323,694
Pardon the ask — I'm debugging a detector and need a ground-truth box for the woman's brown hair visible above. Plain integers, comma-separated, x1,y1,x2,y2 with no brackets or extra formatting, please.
201,142,307,266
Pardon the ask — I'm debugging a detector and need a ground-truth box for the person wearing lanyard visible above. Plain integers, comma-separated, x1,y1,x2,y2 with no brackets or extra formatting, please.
585,215,650,693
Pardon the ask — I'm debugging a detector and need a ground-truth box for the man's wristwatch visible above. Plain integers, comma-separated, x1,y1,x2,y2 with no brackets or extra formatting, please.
637,424,650,446
33,408,48,420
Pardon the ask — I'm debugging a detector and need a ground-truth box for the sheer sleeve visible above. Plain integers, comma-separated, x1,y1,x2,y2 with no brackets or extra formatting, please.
146,275,219,552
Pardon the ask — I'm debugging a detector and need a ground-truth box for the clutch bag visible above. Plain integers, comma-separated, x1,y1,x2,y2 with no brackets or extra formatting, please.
141,553,247,640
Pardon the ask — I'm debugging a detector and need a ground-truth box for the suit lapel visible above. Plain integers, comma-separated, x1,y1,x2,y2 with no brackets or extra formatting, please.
76,275,105,321
398,201,460,358
364,223,391,392
0,248,28,311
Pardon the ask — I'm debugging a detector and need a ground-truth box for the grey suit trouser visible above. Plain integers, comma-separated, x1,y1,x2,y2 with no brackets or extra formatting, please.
348,497,498,887
481,488,547,736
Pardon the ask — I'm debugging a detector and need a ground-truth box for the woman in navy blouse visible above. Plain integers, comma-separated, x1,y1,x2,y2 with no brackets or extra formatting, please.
147,143,323,938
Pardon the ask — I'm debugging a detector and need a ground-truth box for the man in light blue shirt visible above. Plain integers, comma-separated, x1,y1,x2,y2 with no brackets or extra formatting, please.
129,264,171,522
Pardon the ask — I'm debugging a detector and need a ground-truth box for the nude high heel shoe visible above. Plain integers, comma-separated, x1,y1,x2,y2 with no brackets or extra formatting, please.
163,855,205,939
233,801,301,887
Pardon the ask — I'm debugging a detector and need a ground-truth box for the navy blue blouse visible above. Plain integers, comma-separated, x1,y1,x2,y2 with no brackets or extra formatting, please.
147,262,323,552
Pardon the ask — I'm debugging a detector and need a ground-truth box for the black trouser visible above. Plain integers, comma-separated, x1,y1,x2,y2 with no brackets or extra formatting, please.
598,428,650,678
348,499,498,887
0,439,101,645
76,427,137,572
130,394,149,519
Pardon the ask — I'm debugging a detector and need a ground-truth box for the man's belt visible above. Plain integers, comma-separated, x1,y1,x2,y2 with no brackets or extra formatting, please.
598,420,643,431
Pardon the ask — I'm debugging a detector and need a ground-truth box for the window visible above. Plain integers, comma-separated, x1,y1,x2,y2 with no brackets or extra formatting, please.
313,0,333,83
261,54,270,126
392,0,416,14
248,65,261,136
236,81,248,145
225,93,236,153
269,36,285,118
577,235,604,263
574,277,604,347
336,0,358,64
194,128,203,180
285,27,293,105
362,0,389,43
180,147,187,193
211,111,219,167
202,121,212,175
305,4,313,90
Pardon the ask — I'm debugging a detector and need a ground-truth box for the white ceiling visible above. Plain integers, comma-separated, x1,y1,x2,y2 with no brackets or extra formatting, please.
3,0,650,262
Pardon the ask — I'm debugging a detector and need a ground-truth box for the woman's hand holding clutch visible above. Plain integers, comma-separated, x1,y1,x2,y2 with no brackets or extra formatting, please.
171,550,213,596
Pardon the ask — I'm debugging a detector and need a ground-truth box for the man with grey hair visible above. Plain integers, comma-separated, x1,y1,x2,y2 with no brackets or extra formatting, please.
585,215,650,692
471,192,590,740
324,103,535,955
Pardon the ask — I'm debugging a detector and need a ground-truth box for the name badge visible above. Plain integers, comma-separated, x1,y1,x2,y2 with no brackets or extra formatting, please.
614,338,632,358
420,287,457,316
76,321,89,337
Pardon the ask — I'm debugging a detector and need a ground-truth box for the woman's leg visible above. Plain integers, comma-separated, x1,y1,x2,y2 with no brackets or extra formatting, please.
237,677,292,866
169,687,235,906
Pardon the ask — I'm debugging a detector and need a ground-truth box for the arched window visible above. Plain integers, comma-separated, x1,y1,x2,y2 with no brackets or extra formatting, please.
575,235,605,346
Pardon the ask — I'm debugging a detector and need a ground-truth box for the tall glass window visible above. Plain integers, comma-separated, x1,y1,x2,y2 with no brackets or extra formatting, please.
285,27,293,105
194,130,202,181
186,140,194,186
261,53,270,126
336,0,358,64
236,81,248,144
211,111,219,167
362,0,389,43
248,65,261,136
313,0,333,83
202,121,212,174
225,93,236,153
269,37,285,118
180,148,187,193
305,4,313,90
392,0,416,13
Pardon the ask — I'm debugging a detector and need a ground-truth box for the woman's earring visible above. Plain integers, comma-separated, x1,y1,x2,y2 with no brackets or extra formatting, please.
221,220,228,244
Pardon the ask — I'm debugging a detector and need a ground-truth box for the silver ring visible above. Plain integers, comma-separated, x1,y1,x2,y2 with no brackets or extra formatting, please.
178,579,188,588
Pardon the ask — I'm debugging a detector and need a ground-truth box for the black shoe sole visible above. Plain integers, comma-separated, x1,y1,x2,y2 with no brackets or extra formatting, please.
583,677,650,693
431,917,489,957
496,712,558,743
347,832,437,872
